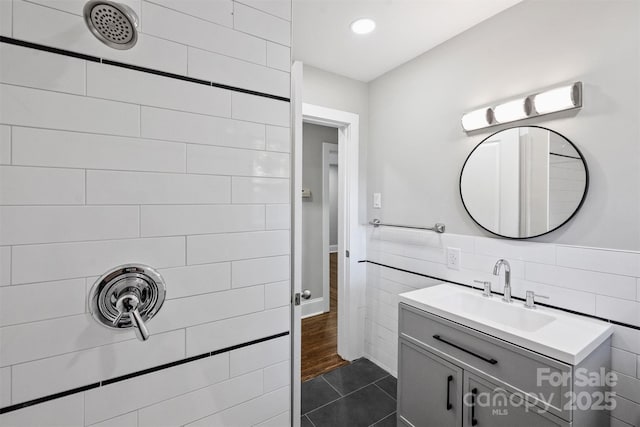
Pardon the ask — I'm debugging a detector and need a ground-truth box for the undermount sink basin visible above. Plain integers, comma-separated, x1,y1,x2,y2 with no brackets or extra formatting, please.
399,284,613,364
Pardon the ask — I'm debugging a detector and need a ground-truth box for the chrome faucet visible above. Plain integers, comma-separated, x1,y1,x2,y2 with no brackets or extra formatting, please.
493,259,512,303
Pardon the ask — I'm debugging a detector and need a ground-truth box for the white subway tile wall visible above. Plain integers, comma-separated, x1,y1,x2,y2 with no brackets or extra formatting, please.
266,125,292,153
186,144,290,177
185,386,290,427
24,0,141,17
0,0,11,37
232,92,290,126
142,1,267,65
266,204,292,230
13,127,187,173
232,176,290,204
236,0,291,20
140,106,267,150
265,280,291,309
233,3,291,46
186,306,289,356
146,0,234,27
88,412,138,427
11,330,186,403
267,42,292,73
158,263,231,299
0,84,140,136
0,125,10,165
187,46,290,98
0,367,10,407
0,279,87,327
137,370,264,427
366,227,640,426
86,63,232,117
0,247,10,286
232,255,290,288
0,0,291,425
0,43,86,95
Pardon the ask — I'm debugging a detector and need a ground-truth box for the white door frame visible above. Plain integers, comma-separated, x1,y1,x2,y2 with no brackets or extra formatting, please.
321,142,338,314
291,62,366,426
302,103,364,363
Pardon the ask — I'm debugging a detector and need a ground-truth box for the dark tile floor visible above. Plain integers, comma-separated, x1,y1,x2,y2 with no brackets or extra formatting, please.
301,358,398,427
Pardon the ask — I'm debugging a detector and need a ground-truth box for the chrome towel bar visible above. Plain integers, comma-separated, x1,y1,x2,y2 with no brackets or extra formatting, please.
369,218,445,233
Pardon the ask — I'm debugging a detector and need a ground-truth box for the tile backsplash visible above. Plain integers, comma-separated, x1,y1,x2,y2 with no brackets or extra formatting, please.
365,226,640,426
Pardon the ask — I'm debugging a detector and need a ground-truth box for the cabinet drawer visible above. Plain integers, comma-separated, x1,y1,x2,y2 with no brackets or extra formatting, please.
399,303,572,421
463,372,569,427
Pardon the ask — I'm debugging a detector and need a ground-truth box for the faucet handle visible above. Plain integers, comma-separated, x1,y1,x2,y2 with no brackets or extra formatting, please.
524,290,549,309
473,280,492,297
114,294,150,341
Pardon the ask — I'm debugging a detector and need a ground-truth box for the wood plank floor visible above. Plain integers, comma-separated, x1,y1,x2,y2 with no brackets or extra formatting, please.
301,253,349,381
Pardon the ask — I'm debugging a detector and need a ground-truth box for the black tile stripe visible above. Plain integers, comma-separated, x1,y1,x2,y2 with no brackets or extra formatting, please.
0,331,289,415
359,259,640,332
0,36,101,62
102,59,213,87
0,37,291,103
0,383,100,415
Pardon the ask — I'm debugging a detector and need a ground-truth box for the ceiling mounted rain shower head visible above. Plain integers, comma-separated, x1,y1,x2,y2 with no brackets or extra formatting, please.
83,0,139,50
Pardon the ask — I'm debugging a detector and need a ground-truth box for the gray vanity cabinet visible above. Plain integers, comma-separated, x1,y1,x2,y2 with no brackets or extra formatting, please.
397,303,610,427
398,339,463,427
462,373,564,427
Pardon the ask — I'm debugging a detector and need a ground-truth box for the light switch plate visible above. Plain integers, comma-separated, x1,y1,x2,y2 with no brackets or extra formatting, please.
373,193,382,208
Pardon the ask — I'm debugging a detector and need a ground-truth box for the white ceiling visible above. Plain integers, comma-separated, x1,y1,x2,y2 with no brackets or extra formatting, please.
292,0,523,82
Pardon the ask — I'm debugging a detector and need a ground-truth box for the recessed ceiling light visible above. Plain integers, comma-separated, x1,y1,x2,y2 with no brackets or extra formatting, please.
350,18,376,35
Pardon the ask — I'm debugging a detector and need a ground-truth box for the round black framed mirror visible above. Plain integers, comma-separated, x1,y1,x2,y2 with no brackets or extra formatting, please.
460,126,588,239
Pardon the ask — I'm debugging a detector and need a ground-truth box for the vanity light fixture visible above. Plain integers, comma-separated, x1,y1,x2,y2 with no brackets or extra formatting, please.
493,97,531,124
461,81,582,132
461,107,493,132
350,18,376,34
533,82,582,115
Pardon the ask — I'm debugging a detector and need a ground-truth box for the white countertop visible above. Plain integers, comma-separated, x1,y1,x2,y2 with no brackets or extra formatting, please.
399,284,613,365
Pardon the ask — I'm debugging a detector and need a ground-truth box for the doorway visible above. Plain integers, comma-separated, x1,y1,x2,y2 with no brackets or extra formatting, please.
300,124,346,381
291,65,367,424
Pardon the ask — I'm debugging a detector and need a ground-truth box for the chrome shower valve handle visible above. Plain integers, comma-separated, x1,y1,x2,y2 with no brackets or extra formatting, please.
112,293,138,325
89,264,165,342
113,294,149,341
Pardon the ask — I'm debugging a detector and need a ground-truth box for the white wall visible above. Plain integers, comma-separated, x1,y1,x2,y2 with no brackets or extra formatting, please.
364,1,640,426
367,0,639,250
302,64,369,224
302,123,337,303
0,0,292,425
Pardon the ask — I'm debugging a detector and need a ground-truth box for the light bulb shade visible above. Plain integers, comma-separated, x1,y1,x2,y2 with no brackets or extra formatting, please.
533,82,582,115
461,107,493,131
493,97,530,123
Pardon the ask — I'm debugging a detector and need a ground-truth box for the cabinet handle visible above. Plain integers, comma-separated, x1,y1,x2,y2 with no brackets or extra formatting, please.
432,335,498,365
471,387,478,426
446,375,453,410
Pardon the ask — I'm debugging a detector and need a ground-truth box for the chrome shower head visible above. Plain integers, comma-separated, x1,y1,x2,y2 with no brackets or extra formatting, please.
83,0,139,50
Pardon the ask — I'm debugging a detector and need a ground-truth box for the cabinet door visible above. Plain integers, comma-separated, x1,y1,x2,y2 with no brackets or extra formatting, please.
398,339,463,427
462,372,568,427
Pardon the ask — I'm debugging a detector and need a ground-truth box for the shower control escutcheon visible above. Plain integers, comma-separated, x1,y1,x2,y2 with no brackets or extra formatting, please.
89,264,166,341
